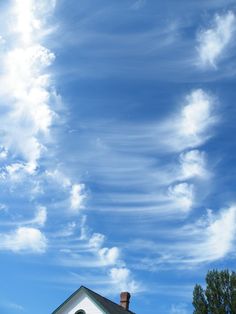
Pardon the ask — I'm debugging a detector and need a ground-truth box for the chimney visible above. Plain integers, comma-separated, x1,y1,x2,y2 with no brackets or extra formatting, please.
120,292,131,311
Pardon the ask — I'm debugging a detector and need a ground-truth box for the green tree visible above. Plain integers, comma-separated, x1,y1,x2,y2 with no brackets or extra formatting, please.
193,284,208,314
192,270,236,314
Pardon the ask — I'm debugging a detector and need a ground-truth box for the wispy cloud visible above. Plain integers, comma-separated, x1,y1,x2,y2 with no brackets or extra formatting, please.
0,205,47,228
30,206,47,227
70,184,86,212
0,300,25,312
131,0,146,10
45,169,86,214
129,205,236,268
167,183,194,213
1,2,233,310
69,89,216,217
52,224,140,291
187,205,236,262
0,204,7,212
179,150,208,180
88,89,216,157
197,11,236,68
170,303,188,314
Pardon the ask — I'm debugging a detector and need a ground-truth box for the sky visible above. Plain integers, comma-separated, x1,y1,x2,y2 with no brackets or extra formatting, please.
0,0,236,313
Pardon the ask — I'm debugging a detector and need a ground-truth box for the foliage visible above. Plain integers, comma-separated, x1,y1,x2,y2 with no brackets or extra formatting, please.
192,270,236,314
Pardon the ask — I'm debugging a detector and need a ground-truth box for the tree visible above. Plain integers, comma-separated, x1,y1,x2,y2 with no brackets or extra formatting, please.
193,284,208,314
192,270,236,314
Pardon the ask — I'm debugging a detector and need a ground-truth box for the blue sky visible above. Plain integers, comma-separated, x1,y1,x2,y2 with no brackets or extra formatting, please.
0,0,236,313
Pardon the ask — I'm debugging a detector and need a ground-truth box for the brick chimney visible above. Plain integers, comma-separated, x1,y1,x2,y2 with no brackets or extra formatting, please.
120,292,131,311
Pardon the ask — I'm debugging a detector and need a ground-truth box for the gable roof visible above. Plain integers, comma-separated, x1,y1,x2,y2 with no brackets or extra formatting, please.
52,286,135,314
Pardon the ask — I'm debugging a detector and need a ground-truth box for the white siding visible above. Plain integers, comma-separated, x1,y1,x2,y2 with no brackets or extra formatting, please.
56,292,106,314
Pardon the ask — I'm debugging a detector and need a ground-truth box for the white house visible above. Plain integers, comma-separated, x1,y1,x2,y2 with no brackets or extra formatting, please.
52,286,135,314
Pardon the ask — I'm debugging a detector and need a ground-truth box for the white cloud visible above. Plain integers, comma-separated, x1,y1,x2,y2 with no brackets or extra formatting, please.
136,206,236,266
160,89,217,151
0,35,5,45
33,206,47,226
56,222,77,237
45,171,86,214
13,0,39,44
168,183,194,213
1,45,55,170
179,150,208,179
45,169,71,188
79,215,89,240
88,233,120,266
0,0,56,173
13,0,56,44
0,204,7,212
0,161,44,182
0,227,47,253
190,205,236,262
0,146,8,159
179,89,216,141
4,206,47,227
109,267,140,293
197,11,236,68
89,233,105,249
4,163,32,181
70,184,86,212
98,247,120,266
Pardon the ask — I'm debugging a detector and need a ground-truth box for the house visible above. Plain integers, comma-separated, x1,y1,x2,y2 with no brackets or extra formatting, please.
52,286,135,314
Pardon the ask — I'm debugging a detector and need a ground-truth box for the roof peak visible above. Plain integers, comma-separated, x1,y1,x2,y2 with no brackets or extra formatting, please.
52,285,135,314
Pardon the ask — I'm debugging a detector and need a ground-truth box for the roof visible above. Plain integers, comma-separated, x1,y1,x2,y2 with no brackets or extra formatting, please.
52,286,136,314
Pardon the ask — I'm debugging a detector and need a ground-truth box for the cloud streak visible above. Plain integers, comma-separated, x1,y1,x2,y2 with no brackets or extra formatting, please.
129,205,236,269
52,224,140,292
